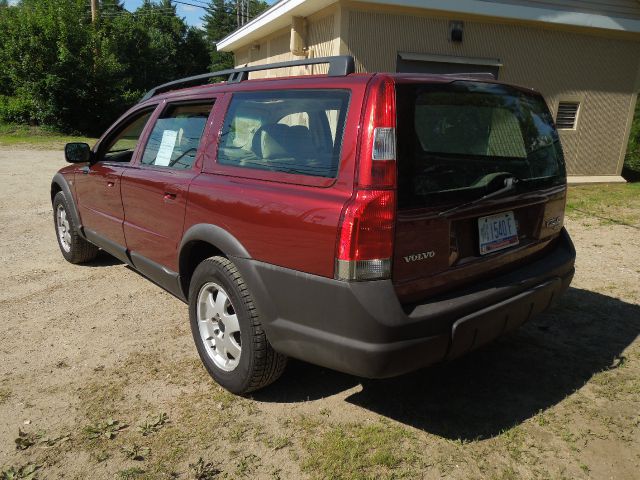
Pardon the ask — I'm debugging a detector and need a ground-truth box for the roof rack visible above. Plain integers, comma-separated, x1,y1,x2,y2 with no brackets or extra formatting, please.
140,55,356,102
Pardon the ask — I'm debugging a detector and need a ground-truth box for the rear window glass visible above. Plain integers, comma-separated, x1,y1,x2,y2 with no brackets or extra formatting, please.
396,82,566,209
217,90,350,178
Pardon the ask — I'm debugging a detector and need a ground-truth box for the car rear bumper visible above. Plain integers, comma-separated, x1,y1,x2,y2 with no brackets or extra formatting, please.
233,228,576,378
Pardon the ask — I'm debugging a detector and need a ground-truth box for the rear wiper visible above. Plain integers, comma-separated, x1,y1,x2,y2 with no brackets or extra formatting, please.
438,176,519,217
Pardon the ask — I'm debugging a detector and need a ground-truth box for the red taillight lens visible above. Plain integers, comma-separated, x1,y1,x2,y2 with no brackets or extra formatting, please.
335,76,398,281
336,190,395,280
357,77,397,188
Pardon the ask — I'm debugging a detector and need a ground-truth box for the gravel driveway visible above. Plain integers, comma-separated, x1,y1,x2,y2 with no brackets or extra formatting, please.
1,149,639,479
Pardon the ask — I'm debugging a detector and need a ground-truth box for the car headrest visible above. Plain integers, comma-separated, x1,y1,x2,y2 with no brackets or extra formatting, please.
252,124,291,159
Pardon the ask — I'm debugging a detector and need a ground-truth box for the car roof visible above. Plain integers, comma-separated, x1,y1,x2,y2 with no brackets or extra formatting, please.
141,71,539,106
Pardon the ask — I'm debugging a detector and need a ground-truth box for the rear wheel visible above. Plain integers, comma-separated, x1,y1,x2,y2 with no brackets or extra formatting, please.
189,256,286,394
53,191,99,264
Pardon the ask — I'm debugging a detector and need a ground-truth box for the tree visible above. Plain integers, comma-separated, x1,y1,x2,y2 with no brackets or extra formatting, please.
0,0,211,135
203,0,269,71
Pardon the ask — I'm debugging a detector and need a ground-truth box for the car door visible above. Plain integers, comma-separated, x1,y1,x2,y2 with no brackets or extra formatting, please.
74,107,157,259
120,98,217,285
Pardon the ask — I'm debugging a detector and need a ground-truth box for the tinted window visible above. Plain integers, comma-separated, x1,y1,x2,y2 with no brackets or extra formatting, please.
396,82,566,209
217,90,350,178
102,110,154,163
141,102,213,169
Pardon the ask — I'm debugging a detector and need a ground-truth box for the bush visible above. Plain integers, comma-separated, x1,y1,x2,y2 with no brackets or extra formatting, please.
623,103,640,181
0,95,36,125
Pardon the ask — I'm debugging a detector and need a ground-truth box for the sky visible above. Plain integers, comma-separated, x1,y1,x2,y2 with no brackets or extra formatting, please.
122,1,276,29
122,0,209,28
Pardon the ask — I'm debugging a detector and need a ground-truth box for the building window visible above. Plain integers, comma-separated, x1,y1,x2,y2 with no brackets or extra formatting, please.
556,102,580,130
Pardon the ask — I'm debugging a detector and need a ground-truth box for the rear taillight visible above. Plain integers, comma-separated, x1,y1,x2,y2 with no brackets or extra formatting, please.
335,77,397,281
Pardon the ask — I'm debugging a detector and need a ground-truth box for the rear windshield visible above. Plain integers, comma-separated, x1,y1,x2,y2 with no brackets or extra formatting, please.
396,81,566,209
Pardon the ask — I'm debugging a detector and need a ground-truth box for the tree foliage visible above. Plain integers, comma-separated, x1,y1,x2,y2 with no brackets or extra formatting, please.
203,0,268,71
623,103,640,180
0,0,211,135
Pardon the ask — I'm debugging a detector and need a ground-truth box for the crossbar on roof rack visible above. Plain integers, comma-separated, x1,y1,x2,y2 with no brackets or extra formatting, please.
140,55,356,102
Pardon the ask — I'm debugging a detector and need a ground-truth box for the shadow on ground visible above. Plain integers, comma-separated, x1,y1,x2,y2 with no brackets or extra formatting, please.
84,250,123,267
254,287,640,440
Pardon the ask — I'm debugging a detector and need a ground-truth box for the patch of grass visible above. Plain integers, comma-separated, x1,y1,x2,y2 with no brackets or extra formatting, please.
116,467,146,479
491,466,519,480
83,418,128,440
121,444,150,461
137,413,168,436
499,426,526,461
14,429,38,451
302,422,416,480
0,387,11,405
77,378,128,421
566,183,640,227
236,453,260,477
189,458,222,480
267,435,292,451
1,463,41,480
0,123,97,150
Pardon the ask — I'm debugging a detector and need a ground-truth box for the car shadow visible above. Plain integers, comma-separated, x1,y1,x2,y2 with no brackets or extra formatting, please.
253,287,640,440
84,250,124,267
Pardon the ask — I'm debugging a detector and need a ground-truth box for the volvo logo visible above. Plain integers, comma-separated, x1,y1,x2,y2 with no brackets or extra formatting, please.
403,251,436,263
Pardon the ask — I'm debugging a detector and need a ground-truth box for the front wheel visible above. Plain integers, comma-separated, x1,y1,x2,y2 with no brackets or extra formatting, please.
53,191,99,264
188,256,287,394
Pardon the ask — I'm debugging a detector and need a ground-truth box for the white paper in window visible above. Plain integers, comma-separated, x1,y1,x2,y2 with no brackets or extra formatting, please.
155,130,178,166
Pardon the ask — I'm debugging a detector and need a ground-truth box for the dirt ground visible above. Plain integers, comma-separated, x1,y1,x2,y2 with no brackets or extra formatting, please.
0,149,639,480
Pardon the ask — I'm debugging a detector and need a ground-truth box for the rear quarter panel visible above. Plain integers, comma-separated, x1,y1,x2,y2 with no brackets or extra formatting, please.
185,76,370,277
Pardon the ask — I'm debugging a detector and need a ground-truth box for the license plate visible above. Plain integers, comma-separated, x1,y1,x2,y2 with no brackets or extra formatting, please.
478,211,519,255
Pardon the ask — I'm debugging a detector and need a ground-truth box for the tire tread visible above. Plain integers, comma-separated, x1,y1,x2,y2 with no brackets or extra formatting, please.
194,256,286,394
53,192,99,264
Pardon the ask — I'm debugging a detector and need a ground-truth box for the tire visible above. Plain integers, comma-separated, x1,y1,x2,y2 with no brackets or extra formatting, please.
53,191,99,264
188,256,287,394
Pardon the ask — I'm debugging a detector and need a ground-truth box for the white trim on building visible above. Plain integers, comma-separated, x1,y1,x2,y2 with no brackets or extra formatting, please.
217,0,640,51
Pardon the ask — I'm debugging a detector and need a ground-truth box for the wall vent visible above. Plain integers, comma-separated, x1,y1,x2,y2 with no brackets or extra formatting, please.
556,102,580,130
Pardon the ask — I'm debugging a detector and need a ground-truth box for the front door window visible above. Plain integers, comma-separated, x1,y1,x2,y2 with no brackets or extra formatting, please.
99,110,154,163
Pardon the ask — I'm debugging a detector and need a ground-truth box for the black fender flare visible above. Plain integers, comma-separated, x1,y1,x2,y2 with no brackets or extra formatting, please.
51,172,83,237
179,223,251,260
178,224,252,298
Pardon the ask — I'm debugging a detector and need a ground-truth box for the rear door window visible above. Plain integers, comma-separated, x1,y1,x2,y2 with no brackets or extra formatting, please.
140,102,214,169
217,90,350,178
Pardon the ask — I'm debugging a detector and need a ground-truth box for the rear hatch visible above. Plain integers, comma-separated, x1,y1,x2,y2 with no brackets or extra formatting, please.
393,79,567,304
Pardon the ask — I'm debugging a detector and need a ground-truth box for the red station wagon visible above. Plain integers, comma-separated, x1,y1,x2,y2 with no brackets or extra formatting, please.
51,56,575,394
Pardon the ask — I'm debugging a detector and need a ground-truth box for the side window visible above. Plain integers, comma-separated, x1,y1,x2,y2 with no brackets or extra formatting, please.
101,110,154,163
217,90,350,178
140,102,214,169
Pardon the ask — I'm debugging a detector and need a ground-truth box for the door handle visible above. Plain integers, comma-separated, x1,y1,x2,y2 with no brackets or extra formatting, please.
164,192,177,201
107,181,115,188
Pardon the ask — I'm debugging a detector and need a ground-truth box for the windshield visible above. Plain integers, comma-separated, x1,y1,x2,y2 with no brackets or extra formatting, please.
396,81,566,209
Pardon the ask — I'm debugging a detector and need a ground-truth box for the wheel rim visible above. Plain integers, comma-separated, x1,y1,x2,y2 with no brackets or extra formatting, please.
56,204,72,253
197,282,242,372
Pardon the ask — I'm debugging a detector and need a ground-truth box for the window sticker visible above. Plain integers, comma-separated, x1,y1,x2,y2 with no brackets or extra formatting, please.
155,129,178,166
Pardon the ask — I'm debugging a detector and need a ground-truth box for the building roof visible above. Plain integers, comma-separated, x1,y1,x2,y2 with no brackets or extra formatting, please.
217,0,640,52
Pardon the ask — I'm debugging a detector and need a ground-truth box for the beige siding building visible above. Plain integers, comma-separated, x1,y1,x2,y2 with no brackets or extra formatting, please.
218,0,640,181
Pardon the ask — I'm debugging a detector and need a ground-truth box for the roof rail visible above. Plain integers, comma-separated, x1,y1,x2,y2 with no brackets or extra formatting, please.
140,55,356,102
441,72,497,80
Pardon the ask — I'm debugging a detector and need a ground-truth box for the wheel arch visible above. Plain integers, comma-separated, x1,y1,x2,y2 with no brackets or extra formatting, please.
178,224,251,300
51,173,82,234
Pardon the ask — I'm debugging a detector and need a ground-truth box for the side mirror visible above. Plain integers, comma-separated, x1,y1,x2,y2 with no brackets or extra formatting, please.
64,142,92,164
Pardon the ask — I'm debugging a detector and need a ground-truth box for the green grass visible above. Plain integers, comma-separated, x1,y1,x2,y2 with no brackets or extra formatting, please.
0,387,10,405
0,123,97,149
302,422,418,479
566,183,640,227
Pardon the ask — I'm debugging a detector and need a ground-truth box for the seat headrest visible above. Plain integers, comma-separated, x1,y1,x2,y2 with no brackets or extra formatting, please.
252,124,291,159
